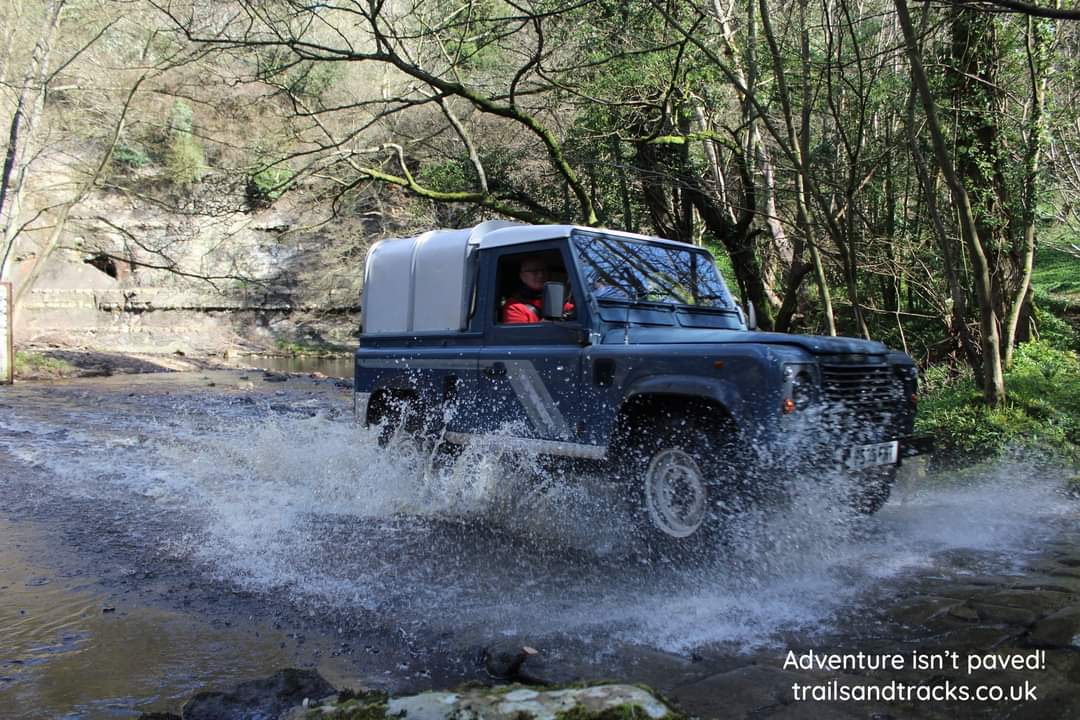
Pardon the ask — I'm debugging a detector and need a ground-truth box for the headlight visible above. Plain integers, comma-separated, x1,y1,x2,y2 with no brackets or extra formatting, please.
782,363,818,413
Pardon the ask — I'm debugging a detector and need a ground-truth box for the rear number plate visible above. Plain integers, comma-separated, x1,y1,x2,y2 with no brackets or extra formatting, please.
835,440,899,470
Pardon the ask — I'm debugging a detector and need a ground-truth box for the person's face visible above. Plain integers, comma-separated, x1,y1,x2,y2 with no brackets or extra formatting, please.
519,261,548,292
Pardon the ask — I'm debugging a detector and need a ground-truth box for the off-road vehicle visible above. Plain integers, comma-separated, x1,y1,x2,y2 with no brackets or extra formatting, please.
353,222,918,547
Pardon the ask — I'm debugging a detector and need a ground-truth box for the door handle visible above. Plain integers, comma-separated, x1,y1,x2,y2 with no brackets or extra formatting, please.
484,362,507,378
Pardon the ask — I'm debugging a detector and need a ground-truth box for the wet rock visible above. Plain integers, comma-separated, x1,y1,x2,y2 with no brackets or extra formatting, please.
981,589,1072,615
1009,577,1080,594
947,603,980,622
262,372,289,383
758,702,876,719
989,650,1080,720
671,664,805,718
970,602,1039,627
883,595,964,627
483,640,540,680
181,668,335,720
376,684,680,720
913,574,1013,590
136,713,180,720
1027,605,1080,649
917,625,1023,651
1045,565,1080,580
613,645,719,693
1029,560,1080,580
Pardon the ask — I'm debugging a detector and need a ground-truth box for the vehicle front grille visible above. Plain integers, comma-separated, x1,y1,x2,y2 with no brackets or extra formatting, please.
820,362,904,415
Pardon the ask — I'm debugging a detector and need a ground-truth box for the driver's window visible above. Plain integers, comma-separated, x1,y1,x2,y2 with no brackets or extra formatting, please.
496,250,575,325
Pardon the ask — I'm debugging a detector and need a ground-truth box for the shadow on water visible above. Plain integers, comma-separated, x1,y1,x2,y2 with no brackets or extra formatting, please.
239,355,354,378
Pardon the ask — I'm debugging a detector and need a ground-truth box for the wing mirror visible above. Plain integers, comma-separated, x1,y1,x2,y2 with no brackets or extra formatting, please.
734,296,758,330
542,281,566,320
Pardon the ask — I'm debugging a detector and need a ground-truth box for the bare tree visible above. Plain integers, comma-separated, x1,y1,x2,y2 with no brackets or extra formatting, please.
1,0,66,282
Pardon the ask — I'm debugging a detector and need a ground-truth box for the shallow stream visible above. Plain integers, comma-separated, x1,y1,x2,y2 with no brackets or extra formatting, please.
0,371,1077,718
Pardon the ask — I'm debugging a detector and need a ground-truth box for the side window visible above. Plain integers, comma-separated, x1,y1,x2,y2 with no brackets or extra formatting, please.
496,250,576,325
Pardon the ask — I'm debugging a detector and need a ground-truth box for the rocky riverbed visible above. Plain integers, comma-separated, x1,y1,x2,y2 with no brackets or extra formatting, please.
0,369,1077,719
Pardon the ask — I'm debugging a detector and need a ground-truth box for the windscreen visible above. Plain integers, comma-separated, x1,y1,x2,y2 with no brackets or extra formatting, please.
572,232,736,309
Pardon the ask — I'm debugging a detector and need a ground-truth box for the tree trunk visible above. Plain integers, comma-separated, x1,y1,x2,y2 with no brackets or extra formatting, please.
759,0,836,335
0,0,66,282
1005,15,1052,367
894,0,1005,406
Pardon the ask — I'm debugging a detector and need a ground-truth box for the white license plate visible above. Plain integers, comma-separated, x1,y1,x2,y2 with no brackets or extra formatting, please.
835,440,899,470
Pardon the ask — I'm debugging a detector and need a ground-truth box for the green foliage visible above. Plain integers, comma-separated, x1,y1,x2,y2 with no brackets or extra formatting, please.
1035,305,1079,354
111,143,151,169
167,136,206,186
416,0,509,73
1030,239,1080,353
274,338,349,356
13,351,78,379
167,98,194,135
417,158,472,194
166,100,205,186
1032,243,1080,300
256,48,342,99
917,341,1080,464
248,162,293,207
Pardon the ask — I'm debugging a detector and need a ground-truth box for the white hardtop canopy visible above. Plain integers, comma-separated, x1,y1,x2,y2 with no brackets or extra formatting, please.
361,221,699,335
475,223,694,250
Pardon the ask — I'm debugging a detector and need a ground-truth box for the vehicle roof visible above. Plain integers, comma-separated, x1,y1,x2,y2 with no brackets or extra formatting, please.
475,224,702,251
360,222,714,336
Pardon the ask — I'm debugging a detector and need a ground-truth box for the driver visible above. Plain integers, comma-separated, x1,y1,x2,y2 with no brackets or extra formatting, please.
500,256,574,324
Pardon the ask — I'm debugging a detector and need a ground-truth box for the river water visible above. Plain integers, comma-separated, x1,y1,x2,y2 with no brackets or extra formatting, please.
0,371,1077,718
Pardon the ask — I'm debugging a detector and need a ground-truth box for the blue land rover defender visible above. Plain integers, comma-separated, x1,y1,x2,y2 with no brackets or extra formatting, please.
354,222,918,546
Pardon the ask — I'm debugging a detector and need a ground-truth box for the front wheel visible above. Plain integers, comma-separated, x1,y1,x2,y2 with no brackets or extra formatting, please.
620,419,742,557
642,447,711,539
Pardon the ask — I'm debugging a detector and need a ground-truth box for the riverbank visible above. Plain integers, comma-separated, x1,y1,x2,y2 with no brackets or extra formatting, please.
10,346,355,382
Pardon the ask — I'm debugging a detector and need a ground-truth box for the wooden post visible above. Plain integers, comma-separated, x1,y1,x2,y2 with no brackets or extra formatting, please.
0,282,11,384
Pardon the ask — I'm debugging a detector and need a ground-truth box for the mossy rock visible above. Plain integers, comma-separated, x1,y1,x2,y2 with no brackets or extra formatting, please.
308,684,682,720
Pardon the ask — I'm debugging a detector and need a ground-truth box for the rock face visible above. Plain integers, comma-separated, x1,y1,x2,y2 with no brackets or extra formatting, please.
179,668,335,720
11,178,363,354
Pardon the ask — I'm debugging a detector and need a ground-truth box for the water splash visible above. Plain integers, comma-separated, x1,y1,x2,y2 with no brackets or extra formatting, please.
0,378,1074,656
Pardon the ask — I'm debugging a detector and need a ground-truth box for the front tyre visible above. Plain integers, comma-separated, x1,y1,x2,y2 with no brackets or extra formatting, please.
622,419,741,558
643,447,710,539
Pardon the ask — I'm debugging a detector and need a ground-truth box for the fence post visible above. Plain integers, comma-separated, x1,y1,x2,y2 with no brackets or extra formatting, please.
1,282,11,384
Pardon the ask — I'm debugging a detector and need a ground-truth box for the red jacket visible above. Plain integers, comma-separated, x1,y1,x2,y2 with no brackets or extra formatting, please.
501,295,575,324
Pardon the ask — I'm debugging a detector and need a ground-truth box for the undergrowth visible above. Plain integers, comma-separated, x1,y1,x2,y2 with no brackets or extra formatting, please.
917,341,1080,468
13,351,79,379
274,338,351,356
